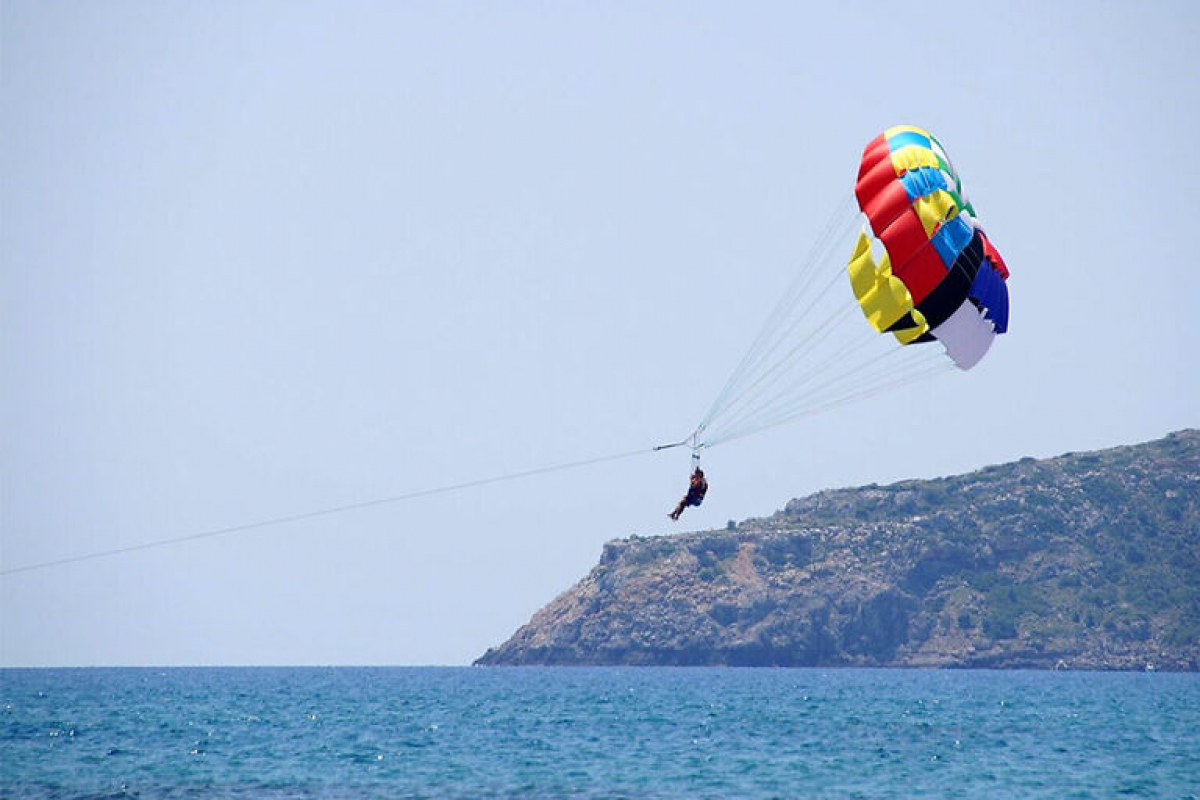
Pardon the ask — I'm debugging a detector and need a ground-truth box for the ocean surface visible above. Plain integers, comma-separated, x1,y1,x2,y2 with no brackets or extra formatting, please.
1,667,1197,799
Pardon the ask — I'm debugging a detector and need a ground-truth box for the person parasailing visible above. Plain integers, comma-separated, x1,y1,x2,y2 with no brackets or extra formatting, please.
669,466,708,520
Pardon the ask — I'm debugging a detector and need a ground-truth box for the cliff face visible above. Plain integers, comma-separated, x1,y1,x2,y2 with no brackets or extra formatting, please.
477,430,1200,670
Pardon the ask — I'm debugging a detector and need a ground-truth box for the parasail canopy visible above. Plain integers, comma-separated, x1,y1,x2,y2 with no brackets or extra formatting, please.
683,126,1011,451
848,125,1009,370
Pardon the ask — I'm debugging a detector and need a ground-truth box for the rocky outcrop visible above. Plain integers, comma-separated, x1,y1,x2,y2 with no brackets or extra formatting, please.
477,430,1200,670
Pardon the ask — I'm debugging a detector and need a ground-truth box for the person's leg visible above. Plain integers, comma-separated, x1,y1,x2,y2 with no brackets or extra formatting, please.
670,497,686,519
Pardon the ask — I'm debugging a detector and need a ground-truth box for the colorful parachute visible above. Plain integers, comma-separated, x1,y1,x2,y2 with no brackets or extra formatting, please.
847,126,1009,369
684,127,1010,449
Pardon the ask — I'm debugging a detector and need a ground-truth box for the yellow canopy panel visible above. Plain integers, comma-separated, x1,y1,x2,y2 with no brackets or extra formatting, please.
846,229,928,344
913,189,960,238
889,144,940,176
884,124,932,139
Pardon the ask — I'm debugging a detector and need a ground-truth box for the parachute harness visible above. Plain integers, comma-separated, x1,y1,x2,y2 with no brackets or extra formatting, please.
652,433,706,475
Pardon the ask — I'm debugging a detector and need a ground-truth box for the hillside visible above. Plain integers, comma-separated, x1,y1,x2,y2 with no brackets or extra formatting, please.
477,430,1200,670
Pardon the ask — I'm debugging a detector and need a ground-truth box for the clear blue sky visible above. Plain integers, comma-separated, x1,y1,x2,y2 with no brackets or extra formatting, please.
3,1,1198,666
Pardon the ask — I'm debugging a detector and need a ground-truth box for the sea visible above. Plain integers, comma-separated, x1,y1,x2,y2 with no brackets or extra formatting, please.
1,667,1197,799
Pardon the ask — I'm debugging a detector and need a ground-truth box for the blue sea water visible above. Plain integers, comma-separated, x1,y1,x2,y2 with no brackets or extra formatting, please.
1,667,1197,799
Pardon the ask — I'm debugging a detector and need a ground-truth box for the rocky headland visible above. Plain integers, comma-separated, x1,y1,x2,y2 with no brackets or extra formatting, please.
478,430,1200,670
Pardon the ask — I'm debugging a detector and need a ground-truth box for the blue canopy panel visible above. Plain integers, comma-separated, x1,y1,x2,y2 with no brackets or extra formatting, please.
899,167,948,201
887,129,932,152
931,216,974,268
969,261,1009,333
